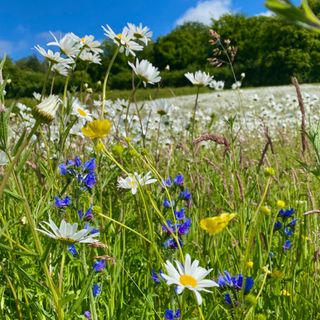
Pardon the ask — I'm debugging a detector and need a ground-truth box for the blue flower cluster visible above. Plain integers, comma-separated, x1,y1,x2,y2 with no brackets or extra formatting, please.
274,208,297,251
164,309,181,319
218,271,254,306
59,156,96,190
161,174,192,249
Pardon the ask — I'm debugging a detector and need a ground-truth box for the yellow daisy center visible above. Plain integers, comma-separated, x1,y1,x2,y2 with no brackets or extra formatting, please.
77,107,88,117
81,37,85,42
117,33,122,39
128,180,137,187
180,274,198,288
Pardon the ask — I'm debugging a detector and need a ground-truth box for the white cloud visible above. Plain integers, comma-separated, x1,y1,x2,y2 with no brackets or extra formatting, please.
257,10,274,17
176,0,232,26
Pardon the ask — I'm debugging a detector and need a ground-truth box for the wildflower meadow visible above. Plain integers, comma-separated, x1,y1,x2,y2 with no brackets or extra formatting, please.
1,1,320,319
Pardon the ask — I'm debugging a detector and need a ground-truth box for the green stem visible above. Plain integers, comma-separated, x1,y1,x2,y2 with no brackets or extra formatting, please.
41,62,53,99
12,172,63,319
191,86,200,144
101,47,120,118
243,177,271,271
0,120,40,200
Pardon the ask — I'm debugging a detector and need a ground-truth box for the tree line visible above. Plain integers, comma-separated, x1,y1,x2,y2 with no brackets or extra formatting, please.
4,11,320,98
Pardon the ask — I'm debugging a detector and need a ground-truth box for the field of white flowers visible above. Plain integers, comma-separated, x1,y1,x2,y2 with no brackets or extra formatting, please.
1,19,320,320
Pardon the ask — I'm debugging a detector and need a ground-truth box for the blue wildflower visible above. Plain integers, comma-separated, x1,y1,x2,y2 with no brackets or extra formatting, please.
218,270,233,287
274,221,282,231
78,206,94,221
218,271,254,295
179,188,191,201
67,245,77,256
283,240,291,250
284,227,293,236
269,251,275,259
83,171,96,189
151,269,161,284
224,293,232,305
288,219,297,227
174,208,185,220
93,260,106,272
59,163,67,175
84,158,96,171
163,237,183,249
162,178,172,188
178,218,191,235
163,198,175,208
244,277,254,294
173,175,184,186
164,309,180,319
278,208,294,218
74,156,82,167
84,311,91,319
92,284,101,298
162,220,178,234
54,196,71,208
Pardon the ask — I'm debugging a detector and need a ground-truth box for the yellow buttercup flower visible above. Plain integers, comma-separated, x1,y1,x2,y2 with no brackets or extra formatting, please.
246,261,254,268
82,119,111,140
261,205,271,215
280,289,290,297
200,213,236,235
276,200,286,209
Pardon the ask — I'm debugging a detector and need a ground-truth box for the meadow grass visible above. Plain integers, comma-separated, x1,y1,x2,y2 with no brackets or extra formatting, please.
1,30,320,320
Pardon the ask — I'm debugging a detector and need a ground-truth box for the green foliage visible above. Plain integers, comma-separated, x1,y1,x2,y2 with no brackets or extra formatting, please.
5,11,320,96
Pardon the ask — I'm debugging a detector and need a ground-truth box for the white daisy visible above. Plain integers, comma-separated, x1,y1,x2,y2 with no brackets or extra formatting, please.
32,95,61,123
71,98,92,121
102,24,143,56
34,45,67,64
117,171,157,195
37,218,99,244
126,23,152,45
47,32,81,57
80,35,103,54
33,92,41,101
52,61,72,76
185,70,214,87
79,50,101,64
128,59,161,86
162,253,218,305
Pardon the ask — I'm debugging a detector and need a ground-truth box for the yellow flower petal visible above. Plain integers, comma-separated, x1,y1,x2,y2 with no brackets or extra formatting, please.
82,119,111,140
200,213,236,235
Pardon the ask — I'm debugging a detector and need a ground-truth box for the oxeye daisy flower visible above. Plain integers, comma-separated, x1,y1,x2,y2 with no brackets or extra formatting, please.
200,213,236,235
34,45,73,65
79,50,101,64
79,35,103,54
185,70,214,87
162,253,218,305
51,61,72,77
72,99,92,122
47,32,81,57
32,95,61,123
117,171,157,194
128,59,161,86
102,24,143,56
37,218,99,244
126,22,152,45
82,119,112,140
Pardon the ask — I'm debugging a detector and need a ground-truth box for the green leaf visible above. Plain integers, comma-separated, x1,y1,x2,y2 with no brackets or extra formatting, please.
265,0,320,32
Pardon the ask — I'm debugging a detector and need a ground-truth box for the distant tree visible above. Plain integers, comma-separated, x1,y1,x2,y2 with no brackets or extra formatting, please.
153,22,211,70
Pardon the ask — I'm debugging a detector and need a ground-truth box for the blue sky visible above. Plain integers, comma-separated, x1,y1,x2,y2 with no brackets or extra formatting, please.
0,0,298,60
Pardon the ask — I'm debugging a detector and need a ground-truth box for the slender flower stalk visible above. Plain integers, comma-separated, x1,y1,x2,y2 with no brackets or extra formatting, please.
101,46,120,118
